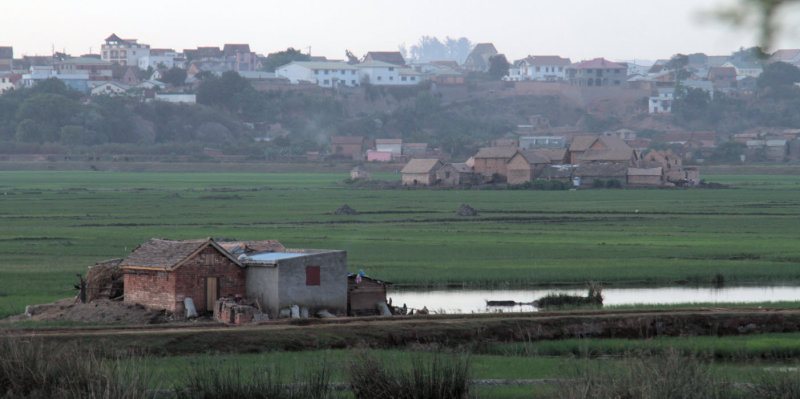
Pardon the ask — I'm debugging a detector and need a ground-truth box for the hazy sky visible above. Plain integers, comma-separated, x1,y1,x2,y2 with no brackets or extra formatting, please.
3,0,800,63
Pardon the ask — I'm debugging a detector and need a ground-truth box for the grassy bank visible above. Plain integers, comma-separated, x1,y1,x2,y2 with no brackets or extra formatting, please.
2,170,800,318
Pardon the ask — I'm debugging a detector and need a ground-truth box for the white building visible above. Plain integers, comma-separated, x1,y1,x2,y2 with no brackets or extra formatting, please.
276,61,359,87
375,139,402,157
276,60,425,88
154,93,196,104
357,60,422,85
513,55,571,81
649,88,674,114
91,81,130,96
137,49,178,70
101,33,150,66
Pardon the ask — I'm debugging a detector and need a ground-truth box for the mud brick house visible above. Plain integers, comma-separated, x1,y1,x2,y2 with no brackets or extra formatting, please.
330,136,363,159
401,158,443,185
122,238,347,318
347,273,391,316
472,147,519,179
627,167,663,186
436,163,477,186
506,150,551,185
121,238,246,314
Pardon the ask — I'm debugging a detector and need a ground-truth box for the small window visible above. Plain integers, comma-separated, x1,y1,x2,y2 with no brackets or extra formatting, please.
314,70,319,75
324,70,329,75
377,76,382,81
401,76,407,81
306,266,320,286
323,79,329,84
389,67,394,71
389,76,393,81
411,77,416,81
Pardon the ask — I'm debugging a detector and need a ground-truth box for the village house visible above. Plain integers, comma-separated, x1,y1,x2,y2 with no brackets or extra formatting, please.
138,48,179,70
330,136,363,159
402,142,428,156
627,167,663,186
401,158,443,185
568,135,636,165
121,238,348,318
350,165,371,180
277,61,359,87
0,73,22,94
223,43,258,72
649,88,674,113
464,43,499,72
56,57,113,81
240,249,347,317
121,238,247,314
347,273,391,316
375,139,403,158
513,55,571,81
472,147,519,179
519,136,566,149
363,51,406,66
90,81,130,96
435,163,477,186
506,150,551,185
573,163,628,186
566,58,628,88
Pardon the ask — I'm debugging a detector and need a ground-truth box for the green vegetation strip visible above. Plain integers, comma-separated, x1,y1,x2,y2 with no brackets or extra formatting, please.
2,171,800,318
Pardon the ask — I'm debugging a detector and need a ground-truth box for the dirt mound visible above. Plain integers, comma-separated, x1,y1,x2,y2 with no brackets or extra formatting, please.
456,204,478,216
334,204,358,215
85,259,124,302
2,298,168,324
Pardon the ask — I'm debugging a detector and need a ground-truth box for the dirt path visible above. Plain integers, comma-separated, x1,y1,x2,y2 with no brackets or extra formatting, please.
5,307,799,356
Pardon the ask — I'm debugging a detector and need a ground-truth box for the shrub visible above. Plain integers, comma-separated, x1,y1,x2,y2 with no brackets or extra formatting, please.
348,350,471,399
605,179,622,188
0,336,152,399
177,359,333,399
550,349,736,399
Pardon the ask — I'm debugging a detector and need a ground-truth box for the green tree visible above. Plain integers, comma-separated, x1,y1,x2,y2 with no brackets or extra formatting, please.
710,141,746,163
261,48,310,72
757,61,800,98
159,67,187,86
15,119,46,143
487,54,510,80
672,86,711,123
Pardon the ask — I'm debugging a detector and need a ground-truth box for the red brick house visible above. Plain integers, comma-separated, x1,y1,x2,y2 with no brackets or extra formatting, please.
121,238,247,314
330,136,364,159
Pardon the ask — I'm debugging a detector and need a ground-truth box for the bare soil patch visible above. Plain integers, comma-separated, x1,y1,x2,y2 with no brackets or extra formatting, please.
1,298,170,325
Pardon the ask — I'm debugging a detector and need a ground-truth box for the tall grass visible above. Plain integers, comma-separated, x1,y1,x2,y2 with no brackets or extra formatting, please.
176,359,334,399
550,349,737,399
347,350,471,399
0,336,153,398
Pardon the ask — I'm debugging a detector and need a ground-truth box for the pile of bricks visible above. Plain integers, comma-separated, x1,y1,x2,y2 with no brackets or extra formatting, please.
212,297,266,324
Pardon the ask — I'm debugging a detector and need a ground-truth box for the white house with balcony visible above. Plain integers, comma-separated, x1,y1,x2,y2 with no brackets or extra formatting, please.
649,88,674,114
357,60,422,85
512,55,571,81
101,34,150,67
275,61,359,88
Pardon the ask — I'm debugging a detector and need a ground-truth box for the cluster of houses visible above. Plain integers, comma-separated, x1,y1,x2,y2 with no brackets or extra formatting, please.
116,237,390,322
398,133,699,188
7,34,800,98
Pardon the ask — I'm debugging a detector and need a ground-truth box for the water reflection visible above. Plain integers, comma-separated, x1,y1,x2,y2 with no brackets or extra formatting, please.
387,286,800,314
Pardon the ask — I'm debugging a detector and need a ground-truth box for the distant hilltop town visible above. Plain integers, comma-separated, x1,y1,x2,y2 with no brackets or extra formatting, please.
3,34,799,97
1,35,800,167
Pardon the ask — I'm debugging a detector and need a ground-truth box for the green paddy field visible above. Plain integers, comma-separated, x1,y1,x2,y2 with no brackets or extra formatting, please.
1,169,800,318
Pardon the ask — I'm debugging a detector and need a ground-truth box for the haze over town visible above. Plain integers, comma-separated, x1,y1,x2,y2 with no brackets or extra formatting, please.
5,0,800,62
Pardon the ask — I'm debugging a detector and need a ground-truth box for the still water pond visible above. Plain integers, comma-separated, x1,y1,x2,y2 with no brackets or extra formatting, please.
387,286,800,314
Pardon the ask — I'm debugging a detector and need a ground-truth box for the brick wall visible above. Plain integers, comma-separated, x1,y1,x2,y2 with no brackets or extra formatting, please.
124,246,246,313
